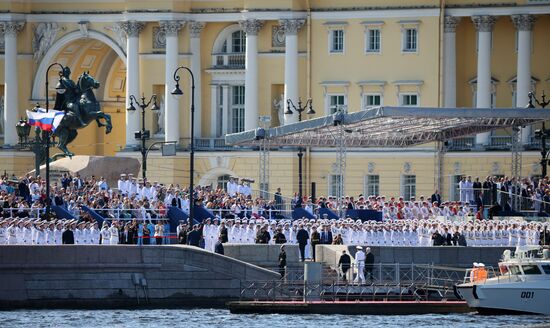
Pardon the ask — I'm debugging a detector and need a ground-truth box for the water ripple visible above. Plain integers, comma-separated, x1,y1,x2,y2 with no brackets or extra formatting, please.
0,309,547,328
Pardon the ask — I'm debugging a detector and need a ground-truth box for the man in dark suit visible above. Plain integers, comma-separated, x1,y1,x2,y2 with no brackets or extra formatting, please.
310,226,321,261
338,250,351,281
320,225,333,244
214,236,224,255
187,224,201,247
295,224,309,262
62,223,75,244
278,245,287,279
274,188,283,211
364,247,375,282
430,190,441,206
442,228,452,246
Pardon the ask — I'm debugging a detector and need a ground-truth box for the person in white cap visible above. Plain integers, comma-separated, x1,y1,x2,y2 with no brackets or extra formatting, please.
100,222,110,245
354,246,366,285
109,221,119,245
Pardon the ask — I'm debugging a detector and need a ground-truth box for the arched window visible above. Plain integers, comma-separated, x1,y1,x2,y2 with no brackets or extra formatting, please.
217,174,231,191
212,26,246,68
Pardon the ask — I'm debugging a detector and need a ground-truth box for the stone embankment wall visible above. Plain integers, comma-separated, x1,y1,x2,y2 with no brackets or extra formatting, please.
0,245,278,309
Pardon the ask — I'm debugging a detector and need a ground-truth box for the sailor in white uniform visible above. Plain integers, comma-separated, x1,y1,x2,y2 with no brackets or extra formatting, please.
90,222,100,244
54,222,64,245
0,220,6,244
100,222,110,245
109,221,119,245
353,246,366,285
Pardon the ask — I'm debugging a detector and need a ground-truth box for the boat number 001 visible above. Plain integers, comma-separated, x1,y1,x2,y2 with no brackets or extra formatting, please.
520,291,534,299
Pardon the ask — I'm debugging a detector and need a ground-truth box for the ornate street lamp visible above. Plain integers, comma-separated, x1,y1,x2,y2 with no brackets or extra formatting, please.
126,94,159,179
171,66,195,225
44,63,67,217
529,91,550,177
15,116,43,176
285,98,315,198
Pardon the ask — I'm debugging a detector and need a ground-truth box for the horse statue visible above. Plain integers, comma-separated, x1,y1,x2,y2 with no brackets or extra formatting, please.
53,69,112,158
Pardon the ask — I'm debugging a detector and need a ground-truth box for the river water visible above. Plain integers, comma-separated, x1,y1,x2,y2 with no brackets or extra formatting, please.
0,309,548,328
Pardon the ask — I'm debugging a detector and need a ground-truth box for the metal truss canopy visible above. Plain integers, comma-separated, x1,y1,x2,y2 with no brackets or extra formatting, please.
225,106,550,147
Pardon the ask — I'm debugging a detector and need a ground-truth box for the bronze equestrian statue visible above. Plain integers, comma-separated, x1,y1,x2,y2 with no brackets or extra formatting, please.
53,68,112,158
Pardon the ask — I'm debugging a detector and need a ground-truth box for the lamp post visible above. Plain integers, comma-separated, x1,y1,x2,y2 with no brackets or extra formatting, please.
16,111,44,176
171,66,195,225
285,98,315,198
126,94,160,179
44,63,67,218
529,91,550,177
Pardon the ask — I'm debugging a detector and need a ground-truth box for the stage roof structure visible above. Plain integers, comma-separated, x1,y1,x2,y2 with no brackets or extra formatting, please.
225,106,550,147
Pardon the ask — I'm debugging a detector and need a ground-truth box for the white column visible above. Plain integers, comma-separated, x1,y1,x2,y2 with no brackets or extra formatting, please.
239,19,263,131
189,22,205,138
222,85,230,135
512,14,536,144
210,84,218,137
160,20,184,143
443,16,460,108
280,19,305,125
118,21,144,148
472,15,496,145
2,21,24,146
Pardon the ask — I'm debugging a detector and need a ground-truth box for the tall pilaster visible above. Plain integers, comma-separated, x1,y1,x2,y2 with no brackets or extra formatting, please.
2,21,24,146
222,85,230,135
210,84,218,137
512,14,536,144
472,15,496,145
239,19,263,131
160,20,184,143
280,19,305,125
189,21,205,138
118,21,144,148
443,16,460,108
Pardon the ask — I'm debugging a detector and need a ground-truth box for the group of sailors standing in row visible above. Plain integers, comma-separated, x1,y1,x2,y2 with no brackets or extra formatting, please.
0,218,169,245
194,216,549,250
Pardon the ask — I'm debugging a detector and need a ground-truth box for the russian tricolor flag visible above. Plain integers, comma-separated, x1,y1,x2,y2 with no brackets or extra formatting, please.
26,108,65,132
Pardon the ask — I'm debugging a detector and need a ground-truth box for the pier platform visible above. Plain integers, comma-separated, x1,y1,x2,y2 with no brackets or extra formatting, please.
227,300,472,315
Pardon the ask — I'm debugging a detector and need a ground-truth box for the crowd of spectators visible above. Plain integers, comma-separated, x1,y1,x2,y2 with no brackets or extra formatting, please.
1,172,550,251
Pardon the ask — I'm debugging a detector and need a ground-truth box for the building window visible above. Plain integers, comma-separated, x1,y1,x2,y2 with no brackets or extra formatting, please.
329,174,342,197
231,30,246,53
402,28,417,52
329,94,346,114
217,174,231,191
400,93,419,107
402,175,416,201
330,29,344,53
366,28,381,53
231,86,245,133
362,93,382,109
365,175,380,196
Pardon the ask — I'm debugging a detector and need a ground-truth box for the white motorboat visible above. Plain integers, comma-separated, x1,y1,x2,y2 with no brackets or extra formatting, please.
455,246,550,315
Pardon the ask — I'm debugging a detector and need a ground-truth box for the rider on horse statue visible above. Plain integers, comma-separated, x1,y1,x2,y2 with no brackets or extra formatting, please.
53,67,86,126
50,68,112,158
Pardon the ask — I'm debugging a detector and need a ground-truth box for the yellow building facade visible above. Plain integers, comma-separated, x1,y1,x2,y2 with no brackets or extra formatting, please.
0,0,549,200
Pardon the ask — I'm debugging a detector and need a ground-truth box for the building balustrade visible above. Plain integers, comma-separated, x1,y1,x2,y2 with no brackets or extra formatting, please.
212,53,245,69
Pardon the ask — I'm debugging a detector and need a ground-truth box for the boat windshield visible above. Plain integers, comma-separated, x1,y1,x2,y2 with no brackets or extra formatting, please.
522,265,542,275
541,265,550,274
509,265,522,275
